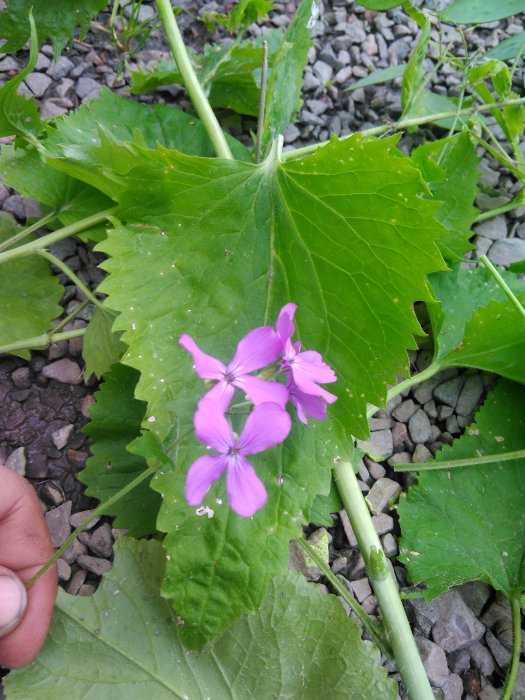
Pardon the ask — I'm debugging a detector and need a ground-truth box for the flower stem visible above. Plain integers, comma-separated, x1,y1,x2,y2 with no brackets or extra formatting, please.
0,209,115,265
155,0,233,160
479,255,525,319
255,40,269,163
334,459,433,700
0,328,85,356
501,595,523,700
298,537,393,658
366,361,442,420
37,250,107,312
282,96,525,162
0,211,56,253
394,448,525,472
26,466,157,590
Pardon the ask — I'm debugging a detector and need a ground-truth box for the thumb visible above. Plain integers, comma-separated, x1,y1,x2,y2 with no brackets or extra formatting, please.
0,567,27,638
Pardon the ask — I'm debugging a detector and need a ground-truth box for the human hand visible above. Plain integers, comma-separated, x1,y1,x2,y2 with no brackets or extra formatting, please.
0,464,57,668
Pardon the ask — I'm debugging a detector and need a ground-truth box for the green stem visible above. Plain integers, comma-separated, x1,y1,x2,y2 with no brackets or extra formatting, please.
394,448,525,473
155,0,233,160
501,595,523,700
298,537,393,658
283,96,525,162
0,209,115,265
51,298,91,334
479,255,525,319
334,460,433,700
0,211,56,253
474,193,524,223
0,328,85,356
255,40,269,163
37,250,107,311
366,361,442,420
26,466,157,589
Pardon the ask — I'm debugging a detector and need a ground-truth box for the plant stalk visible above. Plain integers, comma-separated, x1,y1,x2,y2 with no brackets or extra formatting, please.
366,361,442,420
0,211,56,253
298,537,393,658
474,194,524,223
0,210,115,264
155,0,233,160
255,40,269,163
26,466,158,589
0,328,85,356
394,448,525,472
334,460,433,700
37,250,106,311
479,255,525,319
501,595,523,700
283,96,525,162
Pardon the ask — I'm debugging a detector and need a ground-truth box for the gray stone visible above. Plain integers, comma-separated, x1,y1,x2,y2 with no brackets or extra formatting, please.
437,405,454,420
474,236,493,257
469,641,496,676
351,577,372,602
66,569,87,595
391,421,408,448
70,510,100,530
415,637,449,687
88,523,114,558
0,56,18,71
474,216,507,240
445,415,460,434
372,513,394,535
45,501,72,548
24,72,52,97
440,673,463,700
26,454,49,479
40,482,65,507
423,400,437,419
357,429,393,460
433,376,463,408
61,538,87,565
381,533,397,557
344,22,366,43
42,359,83,384
458,580,491,616
368,416,392,431
57,558,71,582
488,238,525,266
481,595,511,629
387,451,411,467
392,399,418,423
432,590,485,652
366,478,402,514
11,367,31,388
413,444,432,463
312,60,333,84
413,376,442,404
339,509,358,547
476,193,511,210
77,554,112,576
51,423,74,450
5,447,26,476
75,77,101,100
47,56,74,80
78,584,97,596
283,124,300,144
3,194,40,220
485,629,511,668
447,648,471,675
408,409,431,443
479,684,502,700
41,98,70,119
367,460,386,480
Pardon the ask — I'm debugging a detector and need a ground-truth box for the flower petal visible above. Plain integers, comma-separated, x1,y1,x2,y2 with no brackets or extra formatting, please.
203,380,235,413
185,454,228,505
290,353,338,402
235,375,289,407
289,385,328,423
276,303,296,345
228,326,282,375
226,455,267,517
194,397,234,453
179,334,225,380
237,403,291,455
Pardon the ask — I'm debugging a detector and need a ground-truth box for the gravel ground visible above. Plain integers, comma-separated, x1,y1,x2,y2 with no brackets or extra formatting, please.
0,1,524,698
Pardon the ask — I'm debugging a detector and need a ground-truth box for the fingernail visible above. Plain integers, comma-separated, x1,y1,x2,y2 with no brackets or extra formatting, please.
0,573,27,637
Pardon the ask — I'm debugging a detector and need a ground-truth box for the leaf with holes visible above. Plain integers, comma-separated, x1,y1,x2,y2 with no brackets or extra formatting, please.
398,379,525,599
5,538,396,699
0,213,63,359
411,132,480,261
81,364,159,537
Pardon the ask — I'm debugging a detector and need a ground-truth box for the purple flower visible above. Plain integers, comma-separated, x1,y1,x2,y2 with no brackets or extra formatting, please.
179,326,288,411
276,303,337,422
185,401,291,517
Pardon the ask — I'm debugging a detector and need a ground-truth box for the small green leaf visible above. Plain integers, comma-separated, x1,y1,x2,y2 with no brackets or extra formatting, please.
401,12,430,116
429,265,525,382
440,0,525,24
309,477,343,526
83,308,126,380
0,0,107,57
0,213,63,359
0,13,40,139
405,91,473,130
5,538,396,699
218,0,274,33
355,0,401,8
262,0,315,155
344,64,406,92
487,32,525,62
81,364,160,537
398,379,525,599
412,131,479,261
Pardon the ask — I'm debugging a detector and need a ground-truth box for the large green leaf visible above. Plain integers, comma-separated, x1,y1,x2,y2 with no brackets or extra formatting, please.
0,13,40,139
83,308,126,380
411,132,479,261
439,0,525,24
81,364,160,537
262,0,315,155
95,134,445,644
487,32,525,62
428,265,525,382
0,0,107,57
398,379,525,600
0,213,63,359
5,539,396,699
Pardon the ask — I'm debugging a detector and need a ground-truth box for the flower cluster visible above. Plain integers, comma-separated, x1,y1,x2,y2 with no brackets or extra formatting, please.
179,303,337,517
